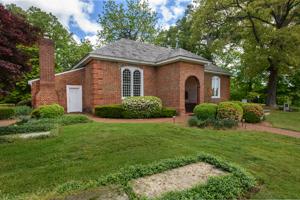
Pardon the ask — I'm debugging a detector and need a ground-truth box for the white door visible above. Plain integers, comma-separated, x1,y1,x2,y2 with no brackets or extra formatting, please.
67,85,82,113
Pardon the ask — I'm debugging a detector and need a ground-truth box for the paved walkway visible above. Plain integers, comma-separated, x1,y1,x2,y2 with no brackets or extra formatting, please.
0,119,17,127
238,122,300,138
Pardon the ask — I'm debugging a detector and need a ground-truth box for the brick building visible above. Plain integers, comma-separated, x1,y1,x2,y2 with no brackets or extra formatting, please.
29,38,231,114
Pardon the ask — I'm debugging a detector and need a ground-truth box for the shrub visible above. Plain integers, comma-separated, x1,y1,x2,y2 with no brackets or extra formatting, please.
122,96,162,118
0,107,15,119
16,99,32,106
242,103,264,123
0,123,55,136
193,103,217,120
217,102,243,121
94,104,124,118
188,116,199,127
32,104,64,118
160,107,177,117
210,118,238,129
14,106,32,117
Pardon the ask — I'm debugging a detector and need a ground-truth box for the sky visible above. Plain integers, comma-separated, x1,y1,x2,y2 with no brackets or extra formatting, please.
0,0,193,45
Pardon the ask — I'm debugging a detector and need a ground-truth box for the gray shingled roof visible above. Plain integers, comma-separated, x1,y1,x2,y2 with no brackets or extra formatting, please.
92,39,208,63
88,39,230,75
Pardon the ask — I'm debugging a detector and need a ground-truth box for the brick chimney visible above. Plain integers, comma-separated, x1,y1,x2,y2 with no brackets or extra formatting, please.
35,37,58,107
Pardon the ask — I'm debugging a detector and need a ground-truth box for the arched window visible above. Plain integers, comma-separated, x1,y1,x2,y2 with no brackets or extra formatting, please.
121,67,143,98
212,76,220,98
122,69,131,97
133,70,141,96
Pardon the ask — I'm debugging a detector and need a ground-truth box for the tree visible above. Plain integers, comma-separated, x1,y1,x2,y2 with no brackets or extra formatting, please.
98,0,158,44
3,4,93,103
0,4,40,95
192,0,300,107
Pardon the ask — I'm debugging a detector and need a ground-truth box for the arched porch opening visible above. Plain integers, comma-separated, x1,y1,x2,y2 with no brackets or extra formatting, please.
185,76,200,113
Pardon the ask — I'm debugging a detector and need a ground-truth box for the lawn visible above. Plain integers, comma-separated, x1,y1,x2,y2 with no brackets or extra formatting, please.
0,122,300,199
266,110,300,132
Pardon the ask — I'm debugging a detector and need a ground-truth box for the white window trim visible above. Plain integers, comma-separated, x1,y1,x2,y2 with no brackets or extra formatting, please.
211,76,221,99
121,66,144,99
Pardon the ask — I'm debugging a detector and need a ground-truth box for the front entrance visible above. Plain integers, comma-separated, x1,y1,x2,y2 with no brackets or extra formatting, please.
66,85,82,113
185,76,200,113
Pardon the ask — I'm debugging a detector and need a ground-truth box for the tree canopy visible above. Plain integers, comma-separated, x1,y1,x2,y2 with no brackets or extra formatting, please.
3,4,92,103
0,4,40,95
191,0,300,106
98,0,158,44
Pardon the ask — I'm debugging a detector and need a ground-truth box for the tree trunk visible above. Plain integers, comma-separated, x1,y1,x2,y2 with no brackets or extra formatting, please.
266,65,278,107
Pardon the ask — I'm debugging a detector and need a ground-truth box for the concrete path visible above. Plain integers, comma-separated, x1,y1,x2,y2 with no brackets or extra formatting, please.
239,122,300,138
0,119,17,127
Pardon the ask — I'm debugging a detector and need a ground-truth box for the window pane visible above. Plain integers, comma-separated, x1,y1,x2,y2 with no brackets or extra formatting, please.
212,76,220,97
122,69,131,97
133,70,141,96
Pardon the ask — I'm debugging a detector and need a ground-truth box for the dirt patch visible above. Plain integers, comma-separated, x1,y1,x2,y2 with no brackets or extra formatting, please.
131,162,227,198
55,185,129,200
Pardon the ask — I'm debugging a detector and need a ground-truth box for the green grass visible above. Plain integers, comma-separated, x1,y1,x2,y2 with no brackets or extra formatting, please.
0,122,299,199
266,110,300,132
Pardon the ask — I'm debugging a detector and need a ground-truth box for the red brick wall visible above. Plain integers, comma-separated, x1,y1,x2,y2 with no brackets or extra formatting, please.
156,62,181,109
204,72,230,103
35,38,58,106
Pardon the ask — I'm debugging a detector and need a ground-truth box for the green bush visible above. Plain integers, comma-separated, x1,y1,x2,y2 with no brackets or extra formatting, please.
31,104,64,118
193,103,218,120
160,107,177,117
0,123,55,136
94,104,124,118
217,102,243,121
16,99,32,106
14,106,32,117
0,107,15,119
210,118,238,129
242,103,264,123
122,96,162,118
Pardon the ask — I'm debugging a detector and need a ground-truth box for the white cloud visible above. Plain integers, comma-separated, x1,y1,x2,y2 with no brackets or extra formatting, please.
0,0,100,35
72,34,81,44
85,34,99,47
146,0,193,28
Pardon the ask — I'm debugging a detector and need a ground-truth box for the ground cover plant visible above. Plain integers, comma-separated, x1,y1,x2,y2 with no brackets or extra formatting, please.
43,154,256,200
266,110,300,132
0,115,91,136
0,122,299,199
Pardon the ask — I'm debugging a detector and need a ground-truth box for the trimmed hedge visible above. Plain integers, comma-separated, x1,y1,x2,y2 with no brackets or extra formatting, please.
193,103,218,120
242,103,264,123
160,107,177,117
0,107,15,119
50,153,256,200
217,102,243,121
32,104,64,118
94,104,124,118
122,96,162,118
0,123,55,136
